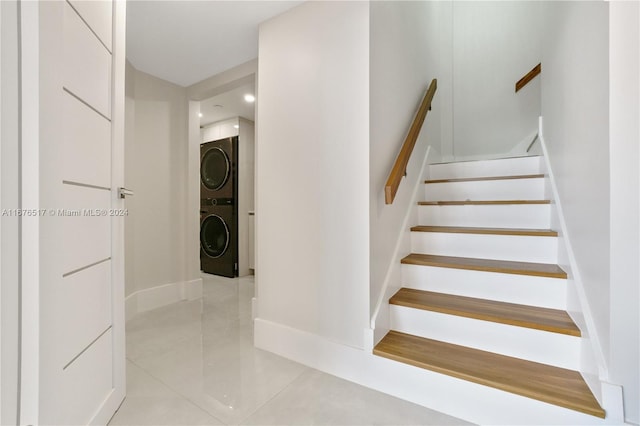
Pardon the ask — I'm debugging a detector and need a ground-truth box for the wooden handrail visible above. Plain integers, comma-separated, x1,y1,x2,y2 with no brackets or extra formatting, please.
515,63,541,92
384,79,437,205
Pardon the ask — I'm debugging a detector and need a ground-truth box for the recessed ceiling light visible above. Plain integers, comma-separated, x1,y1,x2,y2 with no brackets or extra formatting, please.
233,125,239,129
213,104,224,108
244,94,255,103
198,112,203,118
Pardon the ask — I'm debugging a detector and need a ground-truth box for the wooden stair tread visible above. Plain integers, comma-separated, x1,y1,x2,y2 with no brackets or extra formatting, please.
410,225,557,237
419,200,551,205
373,331,605,418
401,253,567,279
426,174,544,184
390,288,580,336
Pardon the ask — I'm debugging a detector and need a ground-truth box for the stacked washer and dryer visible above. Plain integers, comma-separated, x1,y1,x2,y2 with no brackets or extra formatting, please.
200,136,238,277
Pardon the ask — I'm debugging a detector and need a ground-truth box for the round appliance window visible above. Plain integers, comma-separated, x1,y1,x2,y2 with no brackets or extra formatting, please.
201,147,230,191
200,214,230,258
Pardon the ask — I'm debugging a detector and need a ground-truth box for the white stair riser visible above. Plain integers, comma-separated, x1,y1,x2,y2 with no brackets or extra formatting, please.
390,305,580,370
410,232,558,263
430,156,542,180
424,178,545,201
418,204,551,228
401,264,567,310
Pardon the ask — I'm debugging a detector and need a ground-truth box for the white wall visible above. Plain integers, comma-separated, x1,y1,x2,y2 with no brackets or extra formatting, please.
540,0,610,365
451,1,542,159
124,64,189,296
255,1,370,348
0,2,20,423
609,2,639,423
369,1,446,323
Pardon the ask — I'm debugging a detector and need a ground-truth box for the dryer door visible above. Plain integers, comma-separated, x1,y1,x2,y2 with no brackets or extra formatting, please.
200,214,230,258
200,147,230,191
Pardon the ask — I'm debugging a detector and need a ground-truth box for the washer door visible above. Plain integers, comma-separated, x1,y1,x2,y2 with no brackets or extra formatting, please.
200,214,230,258
201,147,230,191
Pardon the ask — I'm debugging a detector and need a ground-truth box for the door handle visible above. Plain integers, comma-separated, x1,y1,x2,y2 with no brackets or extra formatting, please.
118,187,134,199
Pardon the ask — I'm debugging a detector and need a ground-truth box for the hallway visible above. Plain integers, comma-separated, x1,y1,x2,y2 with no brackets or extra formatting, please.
109,275,471,425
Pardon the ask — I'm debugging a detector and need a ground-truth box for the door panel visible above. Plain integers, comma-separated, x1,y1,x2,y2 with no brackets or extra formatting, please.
61,184,111,275
67,0,113,51
57,329,114,425
30,1,125,424
62,2,111,118
59,260,112,367
63,92,111,188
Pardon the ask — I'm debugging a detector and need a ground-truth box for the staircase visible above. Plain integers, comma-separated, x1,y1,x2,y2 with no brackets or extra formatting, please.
373,155,605,419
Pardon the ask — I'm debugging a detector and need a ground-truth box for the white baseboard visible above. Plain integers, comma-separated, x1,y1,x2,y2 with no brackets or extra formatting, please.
602,382,625,423
125,293,138,323
254,318,614,425
182,278,203,301
125,278,203,321
251,296,258,320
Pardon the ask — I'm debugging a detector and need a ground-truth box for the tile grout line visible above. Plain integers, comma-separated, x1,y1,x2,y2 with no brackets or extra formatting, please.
236,365,312,426
125,358,229,425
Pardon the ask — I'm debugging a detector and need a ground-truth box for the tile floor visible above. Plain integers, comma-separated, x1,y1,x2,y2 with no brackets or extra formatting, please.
109,274,472,426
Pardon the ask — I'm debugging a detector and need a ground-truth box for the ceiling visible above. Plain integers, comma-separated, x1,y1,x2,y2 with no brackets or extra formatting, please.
199,81,255,126
126,1,303,87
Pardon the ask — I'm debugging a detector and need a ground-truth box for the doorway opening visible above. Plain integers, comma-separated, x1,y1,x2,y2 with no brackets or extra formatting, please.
198,80,256,279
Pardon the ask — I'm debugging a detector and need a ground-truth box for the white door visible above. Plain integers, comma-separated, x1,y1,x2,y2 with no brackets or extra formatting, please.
20,1,126,424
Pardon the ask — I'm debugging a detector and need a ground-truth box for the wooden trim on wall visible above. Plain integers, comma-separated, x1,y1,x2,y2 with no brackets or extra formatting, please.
515,63,541,92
